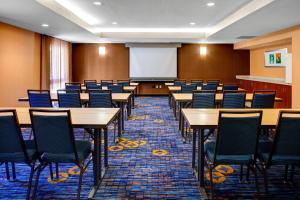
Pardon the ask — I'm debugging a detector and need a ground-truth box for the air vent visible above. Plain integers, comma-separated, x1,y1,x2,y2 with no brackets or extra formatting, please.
236,36,256,40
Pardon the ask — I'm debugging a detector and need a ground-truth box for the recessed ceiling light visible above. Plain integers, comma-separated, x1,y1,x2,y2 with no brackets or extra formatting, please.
207,2,215,7
41,24,49,27
189,22,196,26
112,22,118,25
93,1,102,6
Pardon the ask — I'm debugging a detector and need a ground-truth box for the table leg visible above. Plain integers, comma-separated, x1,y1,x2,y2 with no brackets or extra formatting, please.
88,128,100,199
178,102,182,130
132,91,135,108
121,102,124,130
192,129,196,169
127,96,132,117
118,111,122,140
104,127,108,168
198,129,205,186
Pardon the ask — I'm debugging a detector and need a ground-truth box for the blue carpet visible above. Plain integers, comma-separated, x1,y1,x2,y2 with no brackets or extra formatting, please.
0,97,299,199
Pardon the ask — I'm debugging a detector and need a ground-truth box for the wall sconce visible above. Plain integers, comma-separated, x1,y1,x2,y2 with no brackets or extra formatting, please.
200,46,207,56
99,46,106,55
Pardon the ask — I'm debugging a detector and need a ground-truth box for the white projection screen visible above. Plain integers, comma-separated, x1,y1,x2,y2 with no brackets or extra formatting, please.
129,47,177,80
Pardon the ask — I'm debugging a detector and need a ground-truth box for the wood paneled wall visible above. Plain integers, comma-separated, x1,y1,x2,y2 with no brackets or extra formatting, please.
72,43,129,82
72,43,249,84
178,44,250,83
0,22,41,106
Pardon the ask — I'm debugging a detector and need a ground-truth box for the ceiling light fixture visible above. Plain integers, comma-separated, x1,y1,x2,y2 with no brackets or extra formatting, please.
189,22,196,26
55,0,99,25
112,22,118,25
207,2,215,7
93,1,102,6
41,24,49,27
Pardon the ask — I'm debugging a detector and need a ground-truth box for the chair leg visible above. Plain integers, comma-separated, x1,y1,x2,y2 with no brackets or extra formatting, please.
11,162,16,180
55,163,59,179
26,164,35,200
209,166,214,199
5,162,10,180
49,163,54,180
252,164,260,194
29,129,33,140
77,167,84,200
32,164,43,200
262,166,269,194
240,164,243,183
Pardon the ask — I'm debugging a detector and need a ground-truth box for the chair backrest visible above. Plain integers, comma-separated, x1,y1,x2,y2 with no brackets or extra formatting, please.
86,83,101,90
28,90,52,107
191,80,203,87
57,89,81,108
65,82,81,91
223,84,238,91
88,90,112,108
192,91,216,108
117,80,130,86
174,80,186,86
268,111,300,163
207,80,220,85
181,84,197,93
252,90,276,108
0,110,30,162
222,92,246,108
202,84,218,91
212,111,262,163
108,85,123,93
84,80,97,85
30,109,79,163
101,80,113,86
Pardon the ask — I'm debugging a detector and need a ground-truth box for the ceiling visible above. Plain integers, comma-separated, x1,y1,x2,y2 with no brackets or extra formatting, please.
0,0,299,43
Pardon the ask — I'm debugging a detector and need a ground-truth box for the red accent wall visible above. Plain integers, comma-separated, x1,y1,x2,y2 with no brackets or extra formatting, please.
237,79,292,108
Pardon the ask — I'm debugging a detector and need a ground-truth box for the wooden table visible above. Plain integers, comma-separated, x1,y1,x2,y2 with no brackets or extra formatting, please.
167,86,244,92
181,108,290,192
172,93,283,131
165,82,223,86
1,107,120,199
18,93,131,131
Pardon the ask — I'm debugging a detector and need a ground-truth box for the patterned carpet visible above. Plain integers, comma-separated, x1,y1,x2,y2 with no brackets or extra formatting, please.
0,97,299,199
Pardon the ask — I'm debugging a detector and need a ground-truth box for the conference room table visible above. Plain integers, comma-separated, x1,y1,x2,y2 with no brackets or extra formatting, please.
80,85,137,108
172,92,283,130
181,108,292,193
18,93,131,131
0,107,120,199
165,82,224,86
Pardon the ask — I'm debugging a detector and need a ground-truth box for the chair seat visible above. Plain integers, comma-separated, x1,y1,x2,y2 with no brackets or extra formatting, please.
259,140,300,165
41,141,91,163
205,141,253,165
0,140,36,162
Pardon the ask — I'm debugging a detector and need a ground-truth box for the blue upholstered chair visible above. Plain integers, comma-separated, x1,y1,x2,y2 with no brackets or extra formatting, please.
251,90,276,108
108,85,124,93
202,83,218,91
191,80,203,87
101,80,113,87
222,92,246,108
0,109,37,199
28,90,52,107
84,80,97,85
258,111,300,193
117,80,130,86
86,82,101,90
223,84,239,91
29,109,92,199
88,90,112,108
181,84,197,93
207,80,220,85
192,91,216,108
57,89,81,108
65,82,81,91
205,111,262,199
174,80,186,86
